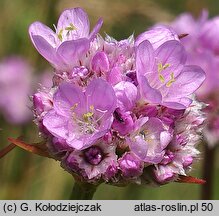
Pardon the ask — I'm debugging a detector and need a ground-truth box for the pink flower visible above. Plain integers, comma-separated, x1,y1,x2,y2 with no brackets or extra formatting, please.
0,57,33,124
171,10,219,147
64,141,117,180
29,8,103,70
43,78,116,150
136,40,205,109
118,152,144,178
128,117,172,164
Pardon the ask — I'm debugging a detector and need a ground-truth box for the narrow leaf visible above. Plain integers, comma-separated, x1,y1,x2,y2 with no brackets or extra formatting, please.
0,143,16,159
8,137,51,158
176,175,206,184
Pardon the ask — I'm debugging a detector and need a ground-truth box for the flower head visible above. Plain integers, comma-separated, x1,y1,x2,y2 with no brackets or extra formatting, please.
24,8,207,186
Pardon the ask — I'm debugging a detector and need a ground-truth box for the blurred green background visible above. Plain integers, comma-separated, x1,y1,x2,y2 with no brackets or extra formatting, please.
0,0,219,199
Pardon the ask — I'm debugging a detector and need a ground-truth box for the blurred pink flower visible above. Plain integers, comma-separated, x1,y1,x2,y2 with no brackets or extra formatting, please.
0,57,33,124
172,10,219,147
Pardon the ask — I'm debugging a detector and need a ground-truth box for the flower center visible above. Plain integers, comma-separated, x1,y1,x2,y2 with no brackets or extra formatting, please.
139,130,154,143
71,104,97,134
57,23,77,41
83,146,104,165
157,62,175,87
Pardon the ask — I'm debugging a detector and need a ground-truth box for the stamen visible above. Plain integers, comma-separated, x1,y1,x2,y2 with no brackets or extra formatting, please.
157,62,171,84
158,62,170,73
139,130,154,143
166,72,175,87
71,103,78,110
159,74,165,83
58,29,63,41
163,63,171,70
53,24,57,32
83,112,94,122
158,63,163,74
65,23,77,31
70,104,101,135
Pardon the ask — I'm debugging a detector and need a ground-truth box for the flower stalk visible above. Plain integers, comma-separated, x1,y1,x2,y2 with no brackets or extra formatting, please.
201,143,216,200
0,143,16,159
70,181,98,200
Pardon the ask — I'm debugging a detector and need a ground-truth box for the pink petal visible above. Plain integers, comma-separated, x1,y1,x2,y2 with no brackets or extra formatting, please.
160,131,172,149
54,82,86,117
30,35,60,68
200,16,219,53
86,78,117,115
154,40,187,81
165,65,206,100
43,110,69,139
136,40,155,77
107,66,122,85
128,136,148,160
29,21,57,47
171,13,197,36
135,25,179,49
162,101,187,110
138,75,162,104
91,51,109,73
57,8,90,39
114,81,138,111
57,38,90,69
162,97,192,110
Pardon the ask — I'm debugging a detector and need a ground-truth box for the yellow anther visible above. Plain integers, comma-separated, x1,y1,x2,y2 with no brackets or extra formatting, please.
65,23,77,31
163,63,170,70
83,112,94,122
89,105,94,111
157,62,171,83
166,72,175,87
159,74,165,83
58,29,63,41
70,103,78,111
158,62,171,73
145,138,153,143
158,63,163,73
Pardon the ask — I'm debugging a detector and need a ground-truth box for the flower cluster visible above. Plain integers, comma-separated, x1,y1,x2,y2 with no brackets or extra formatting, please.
172,11,219,147
30,8,206,185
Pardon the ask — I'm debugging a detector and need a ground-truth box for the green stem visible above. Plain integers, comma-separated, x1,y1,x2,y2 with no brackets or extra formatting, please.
70,181,98,200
